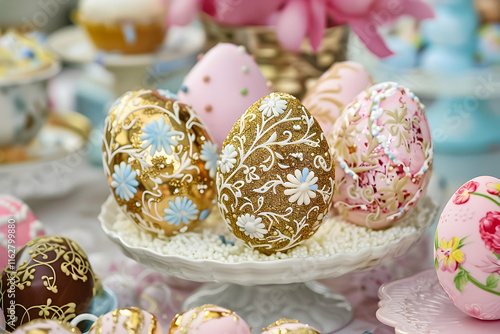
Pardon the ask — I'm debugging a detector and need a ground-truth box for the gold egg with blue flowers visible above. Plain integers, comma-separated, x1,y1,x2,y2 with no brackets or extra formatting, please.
102,89,217,236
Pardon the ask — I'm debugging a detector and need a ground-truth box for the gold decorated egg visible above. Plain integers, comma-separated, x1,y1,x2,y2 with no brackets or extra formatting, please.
216,92,335,255
102,89,217,236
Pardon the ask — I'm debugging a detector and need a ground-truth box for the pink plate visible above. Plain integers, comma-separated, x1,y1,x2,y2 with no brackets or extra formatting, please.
377,269,500,333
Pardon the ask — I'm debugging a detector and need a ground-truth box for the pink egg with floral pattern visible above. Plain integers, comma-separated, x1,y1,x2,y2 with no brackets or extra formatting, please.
169,304,251,334
435,175,500,320
0,195,45,270
329,82,433,229
303,61,373,135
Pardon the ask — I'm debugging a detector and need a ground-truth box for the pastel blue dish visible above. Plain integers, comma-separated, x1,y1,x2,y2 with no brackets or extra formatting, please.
420,0,478,72
427,97,500,154
382,36,418,69
79,287,118,332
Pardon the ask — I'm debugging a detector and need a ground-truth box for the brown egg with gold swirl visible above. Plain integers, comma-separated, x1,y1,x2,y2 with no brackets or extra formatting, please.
0,235,95,331
216,92,335,255
88,307,163,334
102,89,217,236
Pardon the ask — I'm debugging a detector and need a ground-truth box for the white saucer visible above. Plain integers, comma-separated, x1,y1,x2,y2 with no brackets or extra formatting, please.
0,112,91,199
377,269,500,333
99,195,437,285
47,24,205,66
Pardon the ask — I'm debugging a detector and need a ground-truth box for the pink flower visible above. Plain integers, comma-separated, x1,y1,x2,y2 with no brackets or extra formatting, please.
167,0,434,57
453,181,479,205
487,182,500,196
436,237,466,273
477,254,500,275
479,211,500,254
326,0,434,57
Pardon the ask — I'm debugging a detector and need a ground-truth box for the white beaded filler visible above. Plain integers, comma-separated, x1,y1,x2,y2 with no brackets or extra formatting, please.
108,196,435,263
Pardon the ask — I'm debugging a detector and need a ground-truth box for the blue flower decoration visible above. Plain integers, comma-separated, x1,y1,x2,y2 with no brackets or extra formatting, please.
110,161,139,201
140,118,181,154
163,196,199,226
200,142,219,178
199,209,210,221
300,168,318,191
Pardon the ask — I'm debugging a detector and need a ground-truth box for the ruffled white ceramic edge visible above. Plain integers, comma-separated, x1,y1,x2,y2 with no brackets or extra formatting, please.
99,196,438,285
376,269,500,334
0,62,61,86
0,112,90,199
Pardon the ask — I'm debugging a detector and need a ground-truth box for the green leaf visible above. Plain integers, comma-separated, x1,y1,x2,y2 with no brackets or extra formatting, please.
435,257,439,270
434,230,439,250
486,274,499,289
457,236,468,249
454,270,469,293
495,252,500,261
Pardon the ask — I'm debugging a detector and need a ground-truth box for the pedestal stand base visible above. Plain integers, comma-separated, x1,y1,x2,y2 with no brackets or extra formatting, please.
183,281,352,334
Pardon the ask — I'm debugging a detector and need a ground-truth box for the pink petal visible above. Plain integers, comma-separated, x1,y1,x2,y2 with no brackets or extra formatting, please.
328,0,375,16
275,0,309,52
350,20,394,58
397,0,434,20
308,0,327,51
168,0,201,26
202,0,217,16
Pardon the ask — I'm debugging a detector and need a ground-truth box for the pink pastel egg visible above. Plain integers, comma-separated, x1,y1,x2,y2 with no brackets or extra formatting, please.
261,319,321,334
303,61,373,134
330,82,433,229
178,43,271,148
11,319,80,334
169,304,251,334
435,176,500,320
89,308,163,334
0,195,45,270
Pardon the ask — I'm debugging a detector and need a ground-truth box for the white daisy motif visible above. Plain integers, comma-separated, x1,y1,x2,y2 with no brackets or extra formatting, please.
259,93,287,117
283,167,318,205
200,141,219,178
219,144,237,173
236,214,267,239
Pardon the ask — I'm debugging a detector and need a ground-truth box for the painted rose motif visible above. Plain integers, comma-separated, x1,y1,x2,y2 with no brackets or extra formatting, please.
479,211,500,254
436,237,466,273
453,181,479,205
436,176,500,320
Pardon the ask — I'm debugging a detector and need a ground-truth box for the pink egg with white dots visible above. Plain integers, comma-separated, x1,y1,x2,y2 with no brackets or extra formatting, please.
169,304,251,334
329,82,433,229
435,176,500,320
0,195,45,270
178,43,271,148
